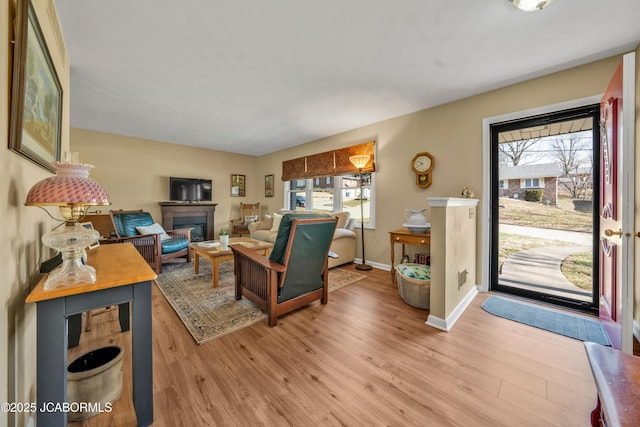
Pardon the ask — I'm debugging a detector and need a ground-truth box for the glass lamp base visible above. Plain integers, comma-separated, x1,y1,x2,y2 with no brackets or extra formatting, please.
44,259,96,290
42,224,100,290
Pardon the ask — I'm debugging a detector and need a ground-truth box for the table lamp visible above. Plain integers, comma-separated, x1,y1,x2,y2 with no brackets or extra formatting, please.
25,153,111,290
349,154,372,271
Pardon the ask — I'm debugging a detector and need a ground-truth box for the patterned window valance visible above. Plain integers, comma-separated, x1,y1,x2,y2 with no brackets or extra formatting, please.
281,141,376,181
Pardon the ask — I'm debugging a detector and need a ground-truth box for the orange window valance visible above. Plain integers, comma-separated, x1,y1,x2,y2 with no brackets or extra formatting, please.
281,141,376,181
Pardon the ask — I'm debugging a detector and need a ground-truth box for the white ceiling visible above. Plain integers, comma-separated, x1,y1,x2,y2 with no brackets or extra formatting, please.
53,0,640,156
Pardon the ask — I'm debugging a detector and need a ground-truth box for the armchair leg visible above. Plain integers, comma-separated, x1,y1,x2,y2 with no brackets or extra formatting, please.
267,314,277,327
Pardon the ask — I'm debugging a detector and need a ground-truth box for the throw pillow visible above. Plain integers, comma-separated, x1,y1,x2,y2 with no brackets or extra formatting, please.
270,213,283,232
333,211,350,229
259,214,273,230
136,223,171,241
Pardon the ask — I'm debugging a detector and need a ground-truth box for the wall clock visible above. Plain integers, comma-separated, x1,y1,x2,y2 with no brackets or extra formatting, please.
411,152,434,188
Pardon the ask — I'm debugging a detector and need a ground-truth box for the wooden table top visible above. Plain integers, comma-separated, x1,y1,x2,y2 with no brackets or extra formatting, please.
190,237,272,257
584,342,640,427
26,243,157,303
389,228,431,237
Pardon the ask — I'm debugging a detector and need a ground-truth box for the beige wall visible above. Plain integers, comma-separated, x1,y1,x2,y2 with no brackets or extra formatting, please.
1,0,70,425
70,128,262,234
429,202,477,321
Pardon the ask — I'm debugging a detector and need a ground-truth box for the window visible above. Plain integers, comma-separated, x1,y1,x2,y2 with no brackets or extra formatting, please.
284,172,375,228
522,178,541,188
498,179,507,189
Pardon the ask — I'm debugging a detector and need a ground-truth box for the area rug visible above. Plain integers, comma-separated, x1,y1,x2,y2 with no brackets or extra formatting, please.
155,261,367,344
482,295,611,346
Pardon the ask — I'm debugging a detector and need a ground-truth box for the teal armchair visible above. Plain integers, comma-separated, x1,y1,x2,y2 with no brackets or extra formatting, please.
110,209,192,273
231,214,338,326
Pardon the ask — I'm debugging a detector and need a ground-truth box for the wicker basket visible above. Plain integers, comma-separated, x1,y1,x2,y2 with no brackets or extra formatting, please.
396,263,431,309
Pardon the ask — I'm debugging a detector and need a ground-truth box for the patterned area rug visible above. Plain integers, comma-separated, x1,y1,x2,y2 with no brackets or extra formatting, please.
155,260,366,344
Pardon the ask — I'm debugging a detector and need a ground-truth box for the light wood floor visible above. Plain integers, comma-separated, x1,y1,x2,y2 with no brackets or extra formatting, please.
69,264,623,426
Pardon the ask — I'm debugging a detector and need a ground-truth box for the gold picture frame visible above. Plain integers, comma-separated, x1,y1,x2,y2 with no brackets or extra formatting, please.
9,0,63,172
231,174,245,197
265,174,274,197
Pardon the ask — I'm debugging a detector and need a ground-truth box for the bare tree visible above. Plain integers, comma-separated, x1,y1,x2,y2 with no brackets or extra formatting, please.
553,134,592,199
498,138,544,166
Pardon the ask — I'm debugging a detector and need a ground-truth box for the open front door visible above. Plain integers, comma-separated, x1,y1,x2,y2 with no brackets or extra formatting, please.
599,53,635,352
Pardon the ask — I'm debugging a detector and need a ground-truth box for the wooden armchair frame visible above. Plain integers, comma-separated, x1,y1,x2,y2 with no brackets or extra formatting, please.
231,216,337,326
230,202,259,236
109,209,192,273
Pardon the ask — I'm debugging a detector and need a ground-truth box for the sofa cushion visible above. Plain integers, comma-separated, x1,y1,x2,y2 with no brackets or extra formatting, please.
161,237,189,254
333,211,350,229
136,223,171,241
270,213,283,232
333,227,356,240
251,229,277,243
259,215,273,230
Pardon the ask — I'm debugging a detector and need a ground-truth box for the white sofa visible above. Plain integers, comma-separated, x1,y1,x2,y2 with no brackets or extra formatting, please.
248,212,356,269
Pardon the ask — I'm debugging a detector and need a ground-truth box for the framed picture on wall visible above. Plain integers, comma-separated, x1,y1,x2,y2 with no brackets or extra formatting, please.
265,174,274,197
9,0,63,173
231,174,245,197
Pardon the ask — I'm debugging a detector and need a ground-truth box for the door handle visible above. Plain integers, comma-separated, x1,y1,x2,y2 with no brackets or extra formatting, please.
604,228,622,237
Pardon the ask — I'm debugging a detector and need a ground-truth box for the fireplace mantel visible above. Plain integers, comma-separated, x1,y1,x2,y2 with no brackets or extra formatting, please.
159,202,217,241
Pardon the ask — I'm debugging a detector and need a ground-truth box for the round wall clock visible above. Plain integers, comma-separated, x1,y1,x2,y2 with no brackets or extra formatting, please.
411,152,435,188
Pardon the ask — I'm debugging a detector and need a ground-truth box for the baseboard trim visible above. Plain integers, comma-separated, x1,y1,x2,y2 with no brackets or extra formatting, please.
354,258,390,271
425,285,479,332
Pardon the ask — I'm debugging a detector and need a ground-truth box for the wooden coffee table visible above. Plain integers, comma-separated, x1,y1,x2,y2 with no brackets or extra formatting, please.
190,237,273,288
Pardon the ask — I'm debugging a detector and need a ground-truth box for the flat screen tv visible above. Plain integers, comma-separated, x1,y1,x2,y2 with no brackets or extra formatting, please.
169,177,212,202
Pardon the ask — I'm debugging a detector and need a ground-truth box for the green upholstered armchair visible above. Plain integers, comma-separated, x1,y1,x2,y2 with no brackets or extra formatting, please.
110,209,192,273
231,214,338,326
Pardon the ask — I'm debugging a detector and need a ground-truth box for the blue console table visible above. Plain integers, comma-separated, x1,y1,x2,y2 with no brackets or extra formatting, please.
26,243,157,426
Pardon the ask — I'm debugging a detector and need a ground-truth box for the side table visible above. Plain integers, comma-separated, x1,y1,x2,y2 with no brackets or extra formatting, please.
26,243,157,426
389,228,430,282
584,342,640,426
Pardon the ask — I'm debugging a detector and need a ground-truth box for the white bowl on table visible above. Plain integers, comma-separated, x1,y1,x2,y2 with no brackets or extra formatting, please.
402,222,431,234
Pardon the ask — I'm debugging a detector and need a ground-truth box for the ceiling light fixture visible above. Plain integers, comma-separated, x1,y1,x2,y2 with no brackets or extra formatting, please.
511,0,554,12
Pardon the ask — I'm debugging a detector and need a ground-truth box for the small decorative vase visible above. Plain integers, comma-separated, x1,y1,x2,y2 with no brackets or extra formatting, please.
219,234,229,247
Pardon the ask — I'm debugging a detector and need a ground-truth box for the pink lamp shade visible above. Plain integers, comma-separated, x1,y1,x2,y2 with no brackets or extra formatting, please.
25,161,110,206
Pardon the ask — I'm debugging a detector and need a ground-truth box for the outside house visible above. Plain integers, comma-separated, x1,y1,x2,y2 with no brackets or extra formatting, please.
557,165,594,193
499,163,562,205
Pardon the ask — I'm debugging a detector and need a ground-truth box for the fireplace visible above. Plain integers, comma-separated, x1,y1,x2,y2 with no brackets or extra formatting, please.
159,203,217,241
173,216,207,241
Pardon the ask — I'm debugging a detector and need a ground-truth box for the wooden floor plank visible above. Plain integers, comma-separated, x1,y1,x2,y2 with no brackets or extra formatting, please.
68,264,614,426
